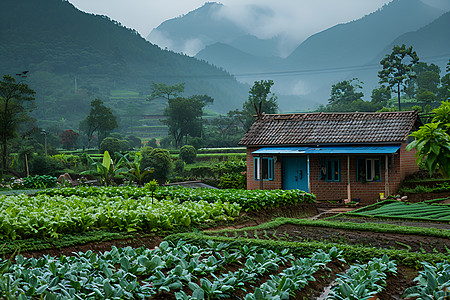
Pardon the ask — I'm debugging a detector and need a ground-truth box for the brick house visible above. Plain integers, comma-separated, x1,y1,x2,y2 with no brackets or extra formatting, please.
238,111,422,204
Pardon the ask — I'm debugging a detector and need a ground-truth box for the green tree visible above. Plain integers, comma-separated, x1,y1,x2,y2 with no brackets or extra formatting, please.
242,80,278,130
438,60,450,102
328,78,364,106
406,100,450,178
417,71,440,94
371,86,391,108
79,99,118,148
416,90,436,108
147,82,185,101
0,74,35,174
378,44,419,110
164,96,206,148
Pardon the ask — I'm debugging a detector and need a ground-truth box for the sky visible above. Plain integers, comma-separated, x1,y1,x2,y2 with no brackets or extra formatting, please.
68,0,394,39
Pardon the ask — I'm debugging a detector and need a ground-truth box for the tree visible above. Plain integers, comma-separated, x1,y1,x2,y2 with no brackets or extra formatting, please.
242,80,278,130
406,100,450,178
416,90,435,108
147,82,185,101
80,99,118,148
371,86,391,108
417,71,440,94
329,78,364,106
59,129,79,150
0,74,35,174
164,96,206,148
378,44,419,111
438,60,450,102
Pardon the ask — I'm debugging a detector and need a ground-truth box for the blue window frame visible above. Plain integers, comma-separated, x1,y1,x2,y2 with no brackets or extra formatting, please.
357,158,381,182
254,157,274,181
319,157,340,182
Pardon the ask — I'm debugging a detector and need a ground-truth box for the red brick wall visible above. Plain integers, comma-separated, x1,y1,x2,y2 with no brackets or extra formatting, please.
309,154,402,205
246,147,282,190
245,143,418,204
399,143,419,179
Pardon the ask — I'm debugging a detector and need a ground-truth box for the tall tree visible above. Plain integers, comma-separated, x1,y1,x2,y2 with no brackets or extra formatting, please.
242,80,278,130
79,99,118,148
378,44,419,111
0,74,35,174
147,82,185,101
164,96,207,148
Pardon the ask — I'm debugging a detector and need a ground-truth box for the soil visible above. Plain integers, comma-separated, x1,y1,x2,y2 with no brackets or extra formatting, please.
230,223,450,255
18,235,163,260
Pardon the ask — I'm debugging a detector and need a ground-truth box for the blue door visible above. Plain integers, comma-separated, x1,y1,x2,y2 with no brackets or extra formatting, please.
283,157,308,191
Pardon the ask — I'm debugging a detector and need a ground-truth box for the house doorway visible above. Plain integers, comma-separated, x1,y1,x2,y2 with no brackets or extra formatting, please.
283,156,309,192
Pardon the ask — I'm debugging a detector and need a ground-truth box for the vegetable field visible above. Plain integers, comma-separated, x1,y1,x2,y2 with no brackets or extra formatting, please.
0,186,449,299
346,200,450,222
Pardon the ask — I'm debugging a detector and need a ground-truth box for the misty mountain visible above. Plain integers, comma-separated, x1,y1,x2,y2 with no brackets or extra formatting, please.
380,10,450,65
147,2,283,58
0,0,248,131
351,9,450,99
286,0,443,69
281,0,446,105
155,0,447,111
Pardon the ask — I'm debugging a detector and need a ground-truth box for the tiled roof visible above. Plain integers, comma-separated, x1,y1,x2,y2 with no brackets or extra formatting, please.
239,111,420,146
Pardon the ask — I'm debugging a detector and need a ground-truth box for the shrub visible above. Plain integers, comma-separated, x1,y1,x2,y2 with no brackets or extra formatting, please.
23,175,57,189
179,145,197,164
141,147,173,182
31,155,65,176
219,172,246,189
99,137,121,157
174,159,185,175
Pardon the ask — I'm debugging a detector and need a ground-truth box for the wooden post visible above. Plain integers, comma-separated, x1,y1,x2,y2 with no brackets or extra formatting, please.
385,155,389,196
347,155,351,201
25,154,29,177
259,154,263,190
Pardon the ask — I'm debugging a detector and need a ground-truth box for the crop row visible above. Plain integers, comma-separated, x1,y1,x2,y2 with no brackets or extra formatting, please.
0,240,339,300
328,255,397,300
347,201,450,221
37,186,316,211
0,194,240,239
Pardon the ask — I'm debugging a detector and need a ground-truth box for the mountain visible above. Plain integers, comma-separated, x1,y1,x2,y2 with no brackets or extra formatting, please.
286,0,444,69
196,43,283,74
380,10,450,66
147,2,245,56
147,2,283,58
0,0,248,133
156,0,447,111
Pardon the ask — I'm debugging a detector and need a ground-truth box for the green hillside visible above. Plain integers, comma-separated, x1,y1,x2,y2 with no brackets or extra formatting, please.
0,0,248,134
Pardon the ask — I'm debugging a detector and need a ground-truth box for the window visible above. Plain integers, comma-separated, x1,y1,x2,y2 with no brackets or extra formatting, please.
357,158,381,182
319,157,340,182
254,157,274,180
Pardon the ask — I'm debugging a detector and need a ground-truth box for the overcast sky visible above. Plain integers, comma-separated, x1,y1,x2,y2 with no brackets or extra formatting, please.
68,0,396,39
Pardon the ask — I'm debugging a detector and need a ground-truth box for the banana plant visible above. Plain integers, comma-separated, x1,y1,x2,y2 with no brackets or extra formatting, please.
81,151,129,186
118,152,154,186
